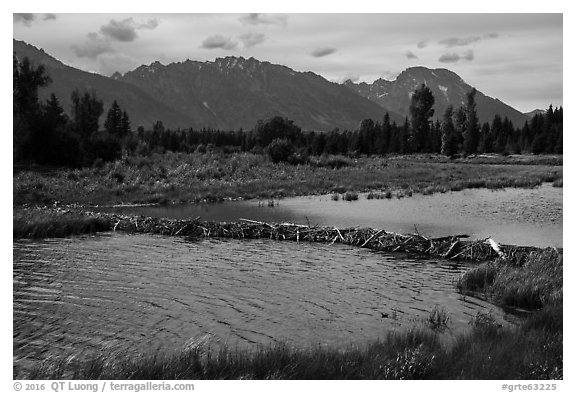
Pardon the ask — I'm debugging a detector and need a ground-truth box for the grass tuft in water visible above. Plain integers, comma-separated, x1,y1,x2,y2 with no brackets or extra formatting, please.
427,306,450,331
343,191,359,201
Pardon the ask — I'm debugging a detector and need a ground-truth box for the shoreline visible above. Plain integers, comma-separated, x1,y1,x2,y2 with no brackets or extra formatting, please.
13,153,562,207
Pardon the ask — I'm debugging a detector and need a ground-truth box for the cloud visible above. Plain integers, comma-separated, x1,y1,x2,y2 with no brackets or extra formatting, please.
311,47,337,57
201,35,238,50
238,33,266,48
14,13,58,26
417,40,429,48
139,19,159,29
406,50,418,59
100,18,138,42
13,13,35,26
239,13,288,27
72,32,115,59
439,33,499,48
438,50,475,63
100,17,159,42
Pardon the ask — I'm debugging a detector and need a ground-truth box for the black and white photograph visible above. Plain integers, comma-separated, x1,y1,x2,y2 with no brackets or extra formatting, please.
9,3,565,388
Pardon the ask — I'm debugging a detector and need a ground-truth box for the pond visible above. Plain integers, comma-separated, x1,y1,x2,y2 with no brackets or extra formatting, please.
13,233,512,377
99,184,563,248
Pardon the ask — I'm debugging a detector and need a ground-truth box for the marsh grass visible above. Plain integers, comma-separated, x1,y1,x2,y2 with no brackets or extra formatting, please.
427,306,450,331
456,262,497,294
13,209,111,239
13,152,562,206
26,309,562,380
457,249,562,310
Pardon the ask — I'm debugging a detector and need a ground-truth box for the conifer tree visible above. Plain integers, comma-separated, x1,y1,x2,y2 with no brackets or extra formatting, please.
104,100,123,137
121,110,131,137
70,89,103,138
408,84,435,152
441,106,459,157
462,88,480,155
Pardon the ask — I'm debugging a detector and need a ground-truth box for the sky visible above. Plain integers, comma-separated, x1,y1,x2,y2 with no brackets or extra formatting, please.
12,12,563,113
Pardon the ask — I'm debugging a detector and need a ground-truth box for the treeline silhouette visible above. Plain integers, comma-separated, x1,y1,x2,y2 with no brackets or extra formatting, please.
14,56,562,168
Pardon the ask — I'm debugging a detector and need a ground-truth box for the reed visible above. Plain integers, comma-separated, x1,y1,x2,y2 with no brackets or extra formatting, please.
457,248,562,310
13,209,111,239
427,306,450,331
25,309,561,380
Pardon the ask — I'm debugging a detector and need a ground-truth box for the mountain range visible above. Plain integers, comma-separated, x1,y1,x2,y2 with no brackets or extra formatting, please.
343,67,528,127
14,39,531,131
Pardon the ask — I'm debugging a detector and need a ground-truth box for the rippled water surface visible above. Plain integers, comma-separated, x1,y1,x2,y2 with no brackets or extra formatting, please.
14,233,511,376
101,184,562,247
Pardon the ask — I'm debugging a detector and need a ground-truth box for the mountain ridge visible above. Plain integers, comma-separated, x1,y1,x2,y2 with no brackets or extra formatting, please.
13,39,198,129
343,66,529,127
14,39,529,131
117,55,402,131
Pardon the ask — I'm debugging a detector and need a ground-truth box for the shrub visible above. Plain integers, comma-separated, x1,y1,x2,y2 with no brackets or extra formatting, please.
267,138,295,163
343,191,359,201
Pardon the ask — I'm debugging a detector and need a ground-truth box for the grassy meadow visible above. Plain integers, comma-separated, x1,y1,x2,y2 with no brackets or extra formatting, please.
14,152,562,207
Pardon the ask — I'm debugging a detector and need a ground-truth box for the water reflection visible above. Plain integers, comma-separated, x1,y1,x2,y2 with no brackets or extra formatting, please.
99,184,562,247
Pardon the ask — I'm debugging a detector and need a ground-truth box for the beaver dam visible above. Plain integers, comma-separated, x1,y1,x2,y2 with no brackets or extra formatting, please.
80,211,539,264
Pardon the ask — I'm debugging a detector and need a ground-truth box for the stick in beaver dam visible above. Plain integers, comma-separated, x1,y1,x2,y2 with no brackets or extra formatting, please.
91,212,541,264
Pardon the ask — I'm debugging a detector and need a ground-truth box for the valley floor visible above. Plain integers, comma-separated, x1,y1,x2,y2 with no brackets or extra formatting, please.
13,152,562,208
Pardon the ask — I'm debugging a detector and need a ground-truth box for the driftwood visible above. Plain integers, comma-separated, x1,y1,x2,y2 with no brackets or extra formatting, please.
88,212,540,263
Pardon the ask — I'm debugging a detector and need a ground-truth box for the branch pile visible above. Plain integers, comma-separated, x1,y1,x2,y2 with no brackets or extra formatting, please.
95,213,540,263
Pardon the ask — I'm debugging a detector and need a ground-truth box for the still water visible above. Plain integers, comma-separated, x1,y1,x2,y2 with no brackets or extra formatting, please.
100,184,562,248
14,234,511,376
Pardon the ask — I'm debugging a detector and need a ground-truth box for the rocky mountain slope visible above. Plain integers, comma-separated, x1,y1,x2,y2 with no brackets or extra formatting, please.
344,66,528,127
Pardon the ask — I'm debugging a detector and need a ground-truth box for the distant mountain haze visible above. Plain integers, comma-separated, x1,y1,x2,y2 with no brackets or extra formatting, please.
343,66,529,128
14,39,531,131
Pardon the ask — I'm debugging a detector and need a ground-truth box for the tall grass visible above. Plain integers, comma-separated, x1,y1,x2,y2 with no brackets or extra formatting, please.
13,209,111,239
457,248,562,310
25,307,561,380
427,306,450,331
14,152,562,207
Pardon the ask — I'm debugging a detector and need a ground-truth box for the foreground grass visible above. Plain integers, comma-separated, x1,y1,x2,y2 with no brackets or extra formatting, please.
13,152,562,206
26,307,561,380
